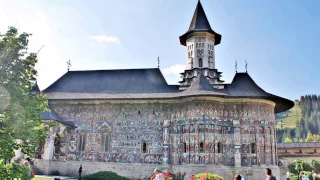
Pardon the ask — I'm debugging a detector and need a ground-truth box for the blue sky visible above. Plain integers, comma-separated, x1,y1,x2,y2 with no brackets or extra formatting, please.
1,0,320,101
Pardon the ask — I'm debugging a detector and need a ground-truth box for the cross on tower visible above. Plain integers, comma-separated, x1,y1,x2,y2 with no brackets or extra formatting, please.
245,59,248,72
67,59,71,71
235,60,238,73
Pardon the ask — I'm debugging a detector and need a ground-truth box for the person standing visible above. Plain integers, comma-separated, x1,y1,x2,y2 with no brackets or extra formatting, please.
78,164,82,180
153,169,164,180
312,170,317,180
265,168,277,180
234,174,241,180
286,171,291,180
23,160,32,180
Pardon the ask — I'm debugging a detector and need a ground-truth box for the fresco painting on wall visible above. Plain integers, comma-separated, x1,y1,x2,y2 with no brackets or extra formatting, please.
51,101,276,166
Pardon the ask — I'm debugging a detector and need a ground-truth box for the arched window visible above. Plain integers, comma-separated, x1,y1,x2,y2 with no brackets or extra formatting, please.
196,43,198,48
217,142,222,153
250,143,256,154
188,52,190,58
199,58,203,67
142,141,147,153
199,142,204,153
79,131,86,152
102,131,109,152
202,43,204,48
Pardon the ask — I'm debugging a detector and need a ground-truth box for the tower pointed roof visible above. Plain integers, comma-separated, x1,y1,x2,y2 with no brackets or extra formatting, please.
179,1,222,46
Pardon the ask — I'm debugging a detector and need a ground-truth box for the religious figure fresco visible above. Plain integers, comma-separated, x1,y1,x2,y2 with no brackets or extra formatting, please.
49,101,278,167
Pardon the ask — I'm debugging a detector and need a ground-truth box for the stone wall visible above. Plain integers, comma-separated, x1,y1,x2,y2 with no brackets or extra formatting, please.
32,159,283,180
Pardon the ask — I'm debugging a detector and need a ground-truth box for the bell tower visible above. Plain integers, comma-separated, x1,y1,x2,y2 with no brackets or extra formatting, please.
179,0,224,90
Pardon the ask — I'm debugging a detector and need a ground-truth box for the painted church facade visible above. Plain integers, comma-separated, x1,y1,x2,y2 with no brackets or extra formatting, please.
32,1,294,179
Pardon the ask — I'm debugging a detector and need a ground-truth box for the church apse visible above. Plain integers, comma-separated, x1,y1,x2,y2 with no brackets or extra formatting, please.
49,98,277,167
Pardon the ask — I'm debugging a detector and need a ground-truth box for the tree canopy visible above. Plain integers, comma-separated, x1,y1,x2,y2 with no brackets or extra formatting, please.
0,26,48,179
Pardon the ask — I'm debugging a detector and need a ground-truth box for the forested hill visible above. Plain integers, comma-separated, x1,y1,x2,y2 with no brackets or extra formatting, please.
276,95,320,143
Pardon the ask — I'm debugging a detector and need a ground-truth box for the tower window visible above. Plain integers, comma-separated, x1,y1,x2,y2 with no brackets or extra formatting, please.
183,142,187,153
202,43,204,48
199,58,203,67
142,142,147,153
196,43,198,48
199,142,204,153
188,52,190,58
192,44,193,49
250,143,256,154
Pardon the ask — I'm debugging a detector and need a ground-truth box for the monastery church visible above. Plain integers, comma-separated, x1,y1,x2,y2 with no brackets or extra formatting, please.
28,1,294,179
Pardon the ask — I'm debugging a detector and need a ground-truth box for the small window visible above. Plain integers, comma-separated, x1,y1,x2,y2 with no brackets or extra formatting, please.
250,143,256,154
102,131,109,152
196,43,198,48
217,142,222,153
208,44,209,48
142,142,147,153
199,58,203,67
314,149,317,153
79,131,86,152
299,149,302,153
199,142,204,153
192,44,193,49
138,110,141,115
202,43,204,48
188,52,190,58
183,142,187,153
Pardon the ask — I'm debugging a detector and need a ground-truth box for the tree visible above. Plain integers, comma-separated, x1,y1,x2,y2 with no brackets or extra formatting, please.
284,136,293,143
0,27,48,179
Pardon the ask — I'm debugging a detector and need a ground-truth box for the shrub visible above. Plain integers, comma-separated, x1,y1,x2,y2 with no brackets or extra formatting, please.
82,171,130,180
190,172,224,180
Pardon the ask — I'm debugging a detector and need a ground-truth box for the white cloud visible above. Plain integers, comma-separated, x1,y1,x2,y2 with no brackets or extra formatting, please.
163,64,186,76
89,35,121,44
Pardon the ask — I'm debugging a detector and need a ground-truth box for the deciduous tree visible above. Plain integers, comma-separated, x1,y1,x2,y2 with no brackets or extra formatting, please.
0,27,48,179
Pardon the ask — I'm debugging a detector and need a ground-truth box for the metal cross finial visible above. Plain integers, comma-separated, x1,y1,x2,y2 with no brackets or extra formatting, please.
235,60,237,73
158,56,160,68
245,59,248,72
67,59,71,71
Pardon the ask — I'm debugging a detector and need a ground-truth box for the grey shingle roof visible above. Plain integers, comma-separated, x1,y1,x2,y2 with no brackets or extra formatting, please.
43,70,293,113
179,1,222,46
278,142,320,148
40,108,76,127
224,72,294,113
43,68,179,94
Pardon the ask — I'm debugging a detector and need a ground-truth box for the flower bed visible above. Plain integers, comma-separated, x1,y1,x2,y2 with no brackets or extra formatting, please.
190,172,224,180
162,172,186,180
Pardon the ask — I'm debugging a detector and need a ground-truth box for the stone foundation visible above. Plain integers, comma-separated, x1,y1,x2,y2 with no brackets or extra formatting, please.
32,159,285,180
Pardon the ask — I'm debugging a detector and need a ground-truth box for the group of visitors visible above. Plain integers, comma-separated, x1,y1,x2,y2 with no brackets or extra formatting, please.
297,171,317,180
234,168,276,180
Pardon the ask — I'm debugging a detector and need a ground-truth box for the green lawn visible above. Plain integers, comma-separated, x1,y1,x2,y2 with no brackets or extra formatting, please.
276,101,302,129
34,178,52,180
